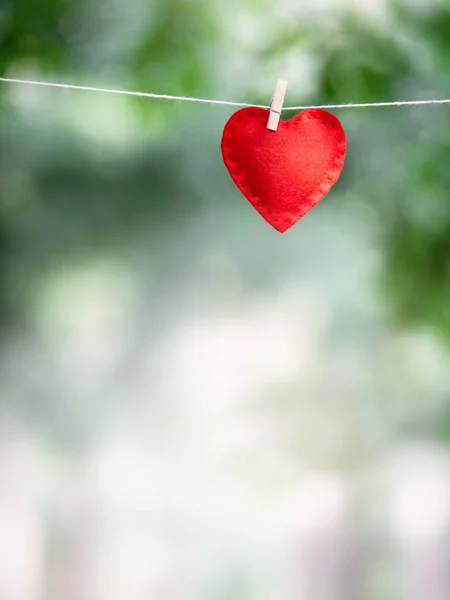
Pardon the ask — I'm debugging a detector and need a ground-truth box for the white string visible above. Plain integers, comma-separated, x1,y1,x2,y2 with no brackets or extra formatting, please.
1,76,450,110
0,77,265,108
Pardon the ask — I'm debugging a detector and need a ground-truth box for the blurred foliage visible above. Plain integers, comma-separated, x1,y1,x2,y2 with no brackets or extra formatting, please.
258,2,450,345
0,0,80,72
316,20,411,104
1,0,450,345
2,7,450,596
129,0,218,94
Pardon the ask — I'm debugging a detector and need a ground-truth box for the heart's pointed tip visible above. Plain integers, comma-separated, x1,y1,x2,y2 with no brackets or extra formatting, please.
270,221,295,234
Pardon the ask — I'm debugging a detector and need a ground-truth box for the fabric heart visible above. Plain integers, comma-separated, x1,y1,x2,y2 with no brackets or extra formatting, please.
221,107,346,233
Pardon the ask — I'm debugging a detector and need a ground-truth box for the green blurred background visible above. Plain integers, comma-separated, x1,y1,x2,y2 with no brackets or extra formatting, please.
1,0,450,598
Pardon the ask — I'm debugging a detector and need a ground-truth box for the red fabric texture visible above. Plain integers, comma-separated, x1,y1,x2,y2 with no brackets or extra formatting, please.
221,107,346,233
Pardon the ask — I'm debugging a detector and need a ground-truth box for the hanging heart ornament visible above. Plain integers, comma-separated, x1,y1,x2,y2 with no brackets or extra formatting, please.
221,106,346,233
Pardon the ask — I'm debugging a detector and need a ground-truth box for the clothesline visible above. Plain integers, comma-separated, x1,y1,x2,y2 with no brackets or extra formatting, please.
1,77,450,110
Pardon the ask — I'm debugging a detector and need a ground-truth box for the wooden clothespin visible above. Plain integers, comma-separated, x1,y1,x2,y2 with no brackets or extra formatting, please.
267,79,288,131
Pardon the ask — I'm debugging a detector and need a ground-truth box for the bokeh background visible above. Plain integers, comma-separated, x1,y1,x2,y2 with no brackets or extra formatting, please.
1,0,450,598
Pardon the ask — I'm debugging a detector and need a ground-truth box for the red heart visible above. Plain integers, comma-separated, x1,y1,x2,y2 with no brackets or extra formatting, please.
221,107,346,233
